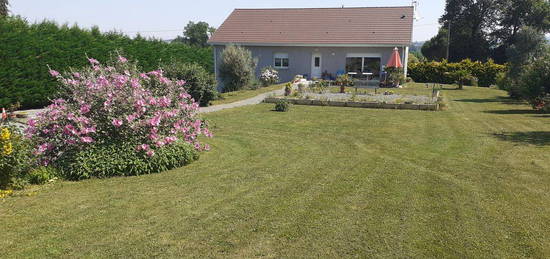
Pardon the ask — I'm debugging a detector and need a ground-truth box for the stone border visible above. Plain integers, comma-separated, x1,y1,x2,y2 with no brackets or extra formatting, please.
264,97,439,111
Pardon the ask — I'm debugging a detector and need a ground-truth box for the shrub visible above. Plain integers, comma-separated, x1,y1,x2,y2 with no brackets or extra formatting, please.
56,140,198,180
448,70,471,90
25,56,212,179
335,74,354,86
163,62,218,107
274,99,290,112
259,67,280,86
284,83,293,96
0,16,213,109
386,67,405,86
219,45,256,92
408,59,506,87
297,83,306,93
27,166,58,185
517,52,550,111
0,126,33,189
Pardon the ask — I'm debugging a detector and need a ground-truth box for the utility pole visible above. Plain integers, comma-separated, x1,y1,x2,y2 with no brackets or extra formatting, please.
446,22,451,61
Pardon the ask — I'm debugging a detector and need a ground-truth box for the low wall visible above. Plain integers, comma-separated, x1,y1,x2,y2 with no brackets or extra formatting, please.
264,97,439,111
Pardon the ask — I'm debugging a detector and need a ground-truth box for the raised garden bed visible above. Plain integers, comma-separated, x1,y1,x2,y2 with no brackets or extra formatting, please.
265,97,439,111
265,91,440,111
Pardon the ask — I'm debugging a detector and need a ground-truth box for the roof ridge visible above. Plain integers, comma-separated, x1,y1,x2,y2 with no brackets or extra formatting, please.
234,6,414,11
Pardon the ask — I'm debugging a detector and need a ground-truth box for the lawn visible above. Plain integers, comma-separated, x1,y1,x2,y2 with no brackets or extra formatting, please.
1,85,549,257
210,83,287,105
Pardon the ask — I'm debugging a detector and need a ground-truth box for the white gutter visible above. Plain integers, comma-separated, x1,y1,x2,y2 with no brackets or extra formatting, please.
209,42,411,48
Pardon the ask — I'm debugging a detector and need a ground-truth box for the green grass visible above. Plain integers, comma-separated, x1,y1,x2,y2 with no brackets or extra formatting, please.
2,85,550,257
211,83,287,105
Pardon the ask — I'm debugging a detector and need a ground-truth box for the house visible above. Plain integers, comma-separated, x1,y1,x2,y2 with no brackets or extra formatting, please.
208,6,414,88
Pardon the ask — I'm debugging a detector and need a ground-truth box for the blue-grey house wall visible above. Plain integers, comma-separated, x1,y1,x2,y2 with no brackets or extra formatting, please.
213,45,407,91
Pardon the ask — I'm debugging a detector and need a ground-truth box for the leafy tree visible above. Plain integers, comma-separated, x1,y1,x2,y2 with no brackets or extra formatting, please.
425,0,549,63
506,26,548,77
218,45,256,92
517,50,550,111
491,0,550,62
437,0,497,62
499,26,549,98
0,0,8,17
173,21,215,47
421,28,449,61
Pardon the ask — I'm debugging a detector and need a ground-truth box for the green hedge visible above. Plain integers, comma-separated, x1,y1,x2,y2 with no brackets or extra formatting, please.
408,59,506,87
0,16,213,109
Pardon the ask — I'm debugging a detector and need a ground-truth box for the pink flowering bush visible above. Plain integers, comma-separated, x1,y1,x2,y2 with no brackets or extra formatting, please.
26,56,212,179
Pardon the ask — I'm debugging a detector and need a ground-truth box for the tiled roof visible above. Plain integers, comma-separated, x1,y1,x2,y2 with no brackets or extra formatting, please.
209,7,414,46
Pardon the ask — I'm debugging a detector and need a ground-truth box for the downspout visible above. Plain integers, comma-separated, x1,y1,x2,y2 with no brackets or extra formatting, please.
404,46,409,77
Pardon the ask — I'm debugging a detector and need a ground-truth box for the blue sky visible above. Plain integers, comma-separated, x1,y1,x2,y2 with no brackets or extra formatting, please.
10,0,444,42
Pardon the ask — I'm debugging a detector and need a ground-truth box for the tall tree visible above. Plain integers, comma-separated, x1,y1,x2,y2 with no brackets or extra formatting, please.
0,0,8,17
437,0,497,62
421,28,449,61
491,0,550,62
173,21,215,47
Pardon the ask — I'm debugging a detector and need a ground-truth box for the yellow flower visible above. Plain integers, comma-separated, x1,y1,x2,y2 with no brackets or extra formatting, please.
0,128,10,141
2,142,13,155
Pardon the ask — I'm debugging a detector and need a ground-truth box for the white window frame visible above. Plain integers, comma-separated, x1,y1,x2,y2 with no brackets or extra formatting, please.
274,53,289,69
345,53,382,73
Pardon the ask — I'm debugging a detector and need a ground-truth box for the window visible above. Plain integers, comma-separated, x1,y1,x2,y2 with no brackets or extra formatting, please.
274,53,289,69
345,54,382,78
314,57,320,67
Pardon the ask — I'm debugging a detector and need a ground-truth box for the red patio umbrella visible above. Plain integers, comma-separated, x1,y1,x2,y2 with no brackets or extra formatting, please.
386,47,403,68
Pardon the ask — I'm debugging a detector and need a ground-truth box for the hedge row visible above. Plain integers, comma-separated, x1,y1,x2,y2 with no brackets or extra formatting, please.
408,59,506,87
0,16,214,109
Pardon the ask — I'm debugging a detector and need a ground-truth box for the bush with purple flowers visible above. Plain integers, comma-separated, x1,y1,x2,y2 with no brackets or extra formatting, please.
25,56,212,179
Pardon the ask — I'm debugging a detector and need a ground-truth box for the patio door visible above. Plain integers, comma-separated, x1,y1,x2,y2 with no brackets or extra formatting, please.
311,53,322,79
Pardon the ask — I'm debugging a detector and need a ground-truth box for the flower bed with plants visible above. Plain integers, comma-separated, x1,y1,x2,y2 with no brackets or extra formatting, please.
266,80,440,111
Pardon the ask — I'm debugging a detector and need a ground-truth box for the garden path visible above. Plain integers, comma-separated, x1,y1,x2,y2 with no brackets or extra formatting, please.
198,87,285,113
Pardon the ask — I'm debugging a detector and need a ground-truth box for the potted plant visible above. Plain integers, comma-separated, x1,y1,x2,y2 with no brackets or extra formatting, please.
284,83,292,96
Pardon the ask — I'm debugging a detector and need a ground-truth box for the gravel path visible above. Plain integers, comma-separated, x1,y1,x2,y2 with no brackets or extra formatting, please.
199,87,285,113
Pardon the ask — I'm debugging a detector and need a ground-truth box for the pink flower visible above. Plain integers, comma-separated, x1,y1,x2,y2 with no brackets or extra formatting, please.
137,144,150,151
130,78,140,88
179,92,191,99
81,127,96,134
112,119,123,127
146,150,155,157
49,70,60,77
157,96,171,107
28,119,37,127
126,114,137,123
80,104,91,114
204,144,210,151
164,136,177,144
73,72,81,78
37,143,51,154
176,80,186,86
118,56,128,63
150,116,161,127
88,58,100,65
81,136,94,143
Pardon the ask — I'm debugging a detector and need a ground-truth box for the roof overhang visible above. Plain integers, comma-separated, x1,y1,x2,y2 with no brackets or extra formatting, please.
208,42,411,47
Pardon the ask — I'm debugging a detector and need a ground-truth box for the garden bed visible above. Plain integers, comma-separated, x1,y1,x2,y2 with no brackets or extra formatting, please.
265,91,440,111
